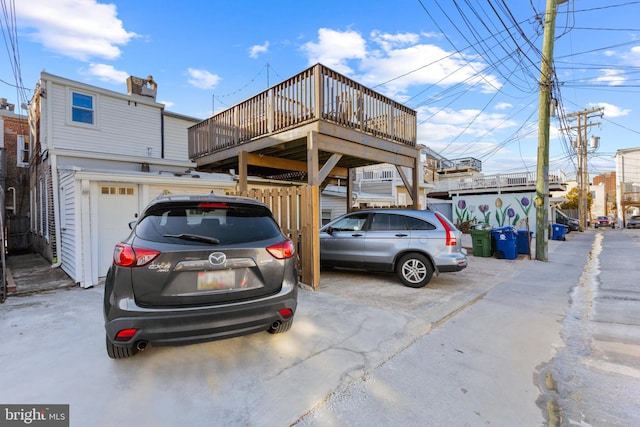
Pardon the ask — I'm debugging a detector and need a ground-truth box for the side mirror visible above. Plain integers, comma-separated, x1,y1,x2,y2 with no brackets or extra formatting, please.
128,220,137,230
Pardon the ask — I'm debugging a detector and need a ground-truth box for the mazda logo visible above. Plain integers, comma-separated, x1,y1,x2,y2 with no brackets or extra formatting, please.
208,252,226,266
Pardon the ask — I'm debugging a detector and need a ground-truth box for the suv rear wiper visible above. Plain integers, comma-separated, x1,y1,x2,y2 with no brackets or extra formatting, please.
163,233,221,244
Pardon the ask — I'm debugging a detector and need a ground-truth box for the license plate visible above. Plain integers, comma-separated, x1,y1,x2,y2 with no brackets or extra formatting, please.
197,270,235,290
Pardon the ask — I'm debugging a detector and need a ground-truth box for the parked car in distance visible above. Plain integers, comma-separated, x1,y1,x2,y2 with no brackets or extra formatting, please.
103,194,298,359
594,215,616,229
555,210,580,232
626,215,640,229
320,209,467,288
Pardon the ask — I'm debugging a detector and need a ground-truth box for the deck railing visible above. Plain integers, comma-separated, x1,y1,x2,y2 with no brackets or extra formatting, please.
188,64,417,160
432,170,567,193
437,157,482,172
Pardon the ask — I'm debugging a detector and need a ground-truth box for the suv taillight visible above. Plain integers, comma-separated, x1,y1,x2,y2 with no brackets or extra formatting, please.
435,212,458,246
114,243,160,267
266,240,295,259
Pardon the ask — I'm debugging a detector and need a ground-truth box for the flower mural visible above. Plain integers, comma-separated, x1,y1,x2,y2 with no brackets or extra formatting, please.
455,199,473,225
507,207,519,226
479,204,491,224
452,193,536,230
516,196,532,218
494,197,512,227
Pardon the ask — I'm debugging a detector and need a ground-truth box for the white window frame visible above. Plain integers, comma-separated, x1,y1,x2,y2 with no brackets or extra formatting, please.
68,89,97,128
17,135,29,167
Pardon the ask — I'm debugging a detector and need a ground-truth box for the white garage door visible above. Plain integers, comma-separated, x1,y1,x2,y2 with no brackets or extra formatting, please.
98,184,138,277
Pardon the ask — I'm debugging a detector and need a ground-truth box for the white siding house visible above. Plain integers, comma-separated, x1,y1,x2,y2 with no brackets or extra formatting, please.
616,147,640,221
29,72,235,288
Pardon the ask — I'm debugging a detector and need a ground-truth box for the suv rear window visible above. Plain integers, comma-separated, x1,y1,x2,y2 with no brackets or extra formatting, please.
134,202,281,244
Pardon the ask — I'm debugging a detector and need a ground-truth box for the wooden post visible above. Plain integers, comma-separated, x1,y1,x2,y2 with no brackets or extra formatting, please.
238,151,247,193
307,131,321,290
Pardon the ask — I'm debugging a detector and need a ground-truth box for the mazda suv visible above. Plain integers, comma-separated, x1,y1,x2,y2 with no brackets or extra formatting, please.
104,194,298,359
320,209,467,288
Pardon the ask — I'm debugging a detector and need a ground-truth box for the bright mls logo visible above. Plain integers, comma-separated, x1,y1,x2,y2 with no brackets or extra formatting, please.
208,252,226,266
1,405,69,426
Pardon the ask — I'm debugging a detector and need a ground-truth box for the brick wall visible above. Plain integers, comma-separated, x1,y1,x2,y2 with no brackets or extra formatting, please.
1,112,30,216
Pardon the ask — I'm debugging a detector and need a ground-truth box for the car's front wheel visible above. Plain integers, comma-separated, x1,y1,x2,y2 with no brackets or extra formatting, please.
397,253,433,288
106,336,138,359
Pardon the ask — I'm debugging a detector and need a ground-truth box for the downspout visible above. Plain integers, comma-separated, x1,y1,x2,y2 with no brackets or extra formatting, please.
161,106,165,159
51,152,62,268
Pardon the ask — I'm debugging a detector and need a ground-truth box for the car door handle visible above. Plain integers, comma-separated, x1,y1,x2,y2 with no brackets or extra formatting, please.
395,233,408,237
352,233,363,237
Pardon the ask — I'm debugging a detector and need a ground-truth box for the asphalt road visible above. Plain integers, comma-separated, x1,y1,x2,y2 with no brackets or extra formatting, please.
1,229,638,426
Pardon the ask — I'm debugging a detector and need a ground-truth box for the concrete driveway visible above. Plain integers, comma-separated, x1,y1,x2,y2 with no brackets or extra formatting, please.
0,235,555,426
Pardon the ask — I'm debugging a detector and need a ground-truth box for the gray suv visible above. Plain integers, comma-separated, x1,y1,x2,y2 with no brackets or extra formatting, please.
103,194,298,359
320,209,467,288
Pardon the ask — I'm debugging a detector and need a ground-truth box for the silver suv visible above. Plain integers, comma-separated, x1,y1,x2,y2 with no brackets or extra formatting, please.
103,194,298,359
320,209,467,288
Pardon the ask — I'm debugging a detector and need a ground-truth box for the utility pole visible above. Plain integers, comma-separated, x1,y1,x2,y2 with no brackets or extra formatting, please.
561,107,604,230
535,0,564,262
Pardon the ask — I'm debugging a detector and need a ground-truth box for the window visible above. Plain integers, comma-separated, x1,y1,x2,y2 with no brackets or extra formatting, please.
405,216,436,230
101,186,134,195
328,213,368,232
136,203,280,245
321,209,333,226
71,92,94,125
17,135,29,167
370,213,405,231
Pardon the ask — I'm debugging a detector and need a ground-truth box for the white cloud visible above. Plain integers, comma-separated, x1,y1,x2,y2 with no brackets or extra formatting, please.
359,42,501,97
300,28,501,98
495,102,513,110
370,31,419,52
249,42,270,58
624,45,640,66
187,68,221,90
588,102,630,118
159,100,174,109
592,69,626,86
85,63,128,83
416,106,517,143
15,0,137,61
301,28,367,75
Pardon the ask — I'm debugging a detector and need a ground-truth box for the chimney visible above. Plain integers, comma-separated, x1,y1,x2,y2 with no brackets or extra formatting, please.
0,98,15,112
126,75,158,100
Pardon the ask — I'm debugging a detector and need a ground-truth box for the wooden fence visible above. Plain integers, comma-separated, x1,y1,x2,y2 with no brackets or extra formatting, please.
229,186,315,287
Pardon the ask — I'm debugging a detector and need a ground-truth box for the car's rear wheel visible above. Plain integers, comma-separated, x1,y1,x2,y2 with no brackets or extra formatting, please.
397,253,433,288
267,318,293,334
106,336,138,359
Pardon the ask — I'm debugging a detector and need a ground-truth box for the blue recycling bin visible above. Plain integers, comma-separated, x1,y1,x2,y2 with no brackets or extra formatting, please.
516,229,533,254
491,227,517,260
552,223,568,241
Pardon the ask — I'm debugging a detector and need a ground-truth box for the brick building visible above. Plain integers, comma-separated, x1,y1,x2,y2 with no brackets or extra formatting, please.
593,171,617,216
0,98,31,253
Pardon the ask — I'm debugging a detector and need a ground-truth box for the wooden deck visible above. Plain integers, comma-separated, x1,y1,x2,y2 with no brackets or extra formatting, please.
188,64,418,180
188,64,420,290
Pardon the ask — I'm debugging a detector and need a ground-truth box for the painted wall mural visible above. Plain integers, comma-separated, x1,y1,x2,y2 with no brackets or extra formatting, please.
453,193,537,232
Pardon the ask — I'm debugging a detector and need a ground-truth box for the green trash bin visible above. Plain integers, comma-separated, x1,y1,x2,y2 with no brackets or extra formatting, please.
470,227,493,257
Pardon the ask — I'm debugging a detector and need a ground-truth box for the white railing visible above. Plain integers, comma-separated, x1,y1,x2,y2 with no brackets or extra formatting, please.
356,165,398,182
432,170,567,193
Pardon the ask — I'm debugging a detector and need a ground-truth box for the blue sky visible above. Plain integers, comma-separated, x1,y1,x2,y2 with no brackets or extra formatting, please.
2,0,639,177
